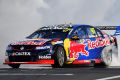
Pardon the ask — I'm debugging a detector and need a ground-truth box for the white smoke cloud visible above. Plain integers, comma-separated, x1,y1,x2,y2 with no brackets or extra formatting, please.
41,0,116,25
0,0,48,64
102,0,120,25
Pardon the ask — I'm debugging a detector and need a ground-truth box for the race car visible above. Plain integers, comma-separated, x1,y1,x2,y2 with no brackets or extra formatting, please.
4,24,117,68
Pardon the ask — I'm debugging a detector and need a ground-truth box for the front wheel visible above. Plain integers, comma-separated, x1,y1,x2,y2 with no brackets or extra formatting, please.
8,64,20,68
52,46,66,68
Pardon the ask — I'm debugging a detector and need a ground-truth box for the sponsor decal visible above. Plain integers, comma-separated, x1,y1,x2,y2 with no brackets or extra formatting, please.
39,55,51,59
12,52,31,56
11,40,46,45
69,38,110,59
87,38,110,49
69,41,89,59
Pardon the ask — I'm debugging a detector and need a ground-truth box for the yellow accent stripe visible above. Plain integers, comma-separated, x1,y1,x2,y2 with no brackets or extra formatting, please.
64,38,70,57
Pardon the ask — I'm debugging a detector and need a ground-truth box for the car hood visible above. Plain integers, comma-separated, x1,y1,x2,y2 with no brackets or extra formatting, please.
10,38,52,46
10,38,63,46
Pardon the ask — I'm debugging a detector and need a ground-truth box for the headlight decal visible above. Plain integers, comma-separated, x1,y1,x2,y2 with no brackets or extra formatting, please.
35,46,51,50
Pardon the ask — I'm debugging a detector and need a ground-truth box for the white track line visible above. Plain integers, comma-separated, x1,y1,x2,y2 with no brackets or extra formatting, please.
0,73,74,76
50,74,74,76
0,73,47,76
96,75,120,80
0,70,7,71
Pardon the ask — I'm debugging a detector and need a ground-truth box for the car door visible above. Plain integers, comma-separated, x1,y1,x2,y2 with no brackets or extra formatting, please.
69,26,89,60
95,29,111,58
86,27,102,60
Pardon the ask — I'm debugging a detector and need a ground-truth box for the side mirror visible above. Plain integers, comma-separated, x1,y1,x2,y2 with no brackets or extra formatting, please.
71,35,79,40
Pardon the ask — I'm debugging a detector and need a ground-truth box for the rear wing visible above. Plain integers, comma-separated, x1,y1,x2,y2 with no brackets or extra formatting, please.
96,26,120,36
114,26,120,36
96,26,117,30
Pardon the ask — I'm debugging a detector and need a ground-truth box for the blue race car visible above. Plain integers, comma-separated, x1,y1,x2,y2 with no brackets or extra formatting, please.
4,24,117,68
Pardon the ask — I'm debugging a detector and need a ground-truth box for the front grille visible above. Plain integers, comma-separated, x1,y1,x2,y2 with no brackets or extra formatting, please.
12,45,36,51
9,56,37,62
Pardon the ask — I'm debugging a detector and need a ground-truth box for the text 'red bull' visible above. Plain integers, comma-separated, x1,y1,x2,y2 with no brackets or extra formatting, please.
87,38,110,49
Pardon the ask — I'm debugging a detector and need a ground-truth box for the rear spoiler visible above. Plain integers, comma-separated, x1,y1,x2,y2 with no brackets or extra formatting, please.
96,26,120,36
96,26,117,30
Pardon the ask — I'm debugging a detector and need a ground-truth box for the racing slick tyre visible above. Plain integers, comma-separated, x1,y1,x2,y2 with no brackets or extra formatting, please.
8,64,20,68
100,45,113,67
52,46,66,68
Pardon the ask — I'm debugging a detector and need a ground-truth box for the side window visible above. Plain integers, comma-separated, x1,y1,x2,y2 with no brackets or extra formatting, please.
38,31,49,38
96,29,103,37
87,27,97,38
72,27,87,39
32,33,39,39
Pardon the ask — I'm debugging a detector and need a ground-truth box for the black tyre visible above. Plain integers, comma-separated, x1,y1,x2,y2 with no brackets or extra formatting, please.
101,46,112,67
8,64,20,68
52,46,66,68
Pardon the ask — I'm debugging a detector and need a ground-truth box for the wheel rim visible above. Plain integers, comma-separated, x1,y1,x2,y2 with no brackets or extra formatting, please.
57,48,65,67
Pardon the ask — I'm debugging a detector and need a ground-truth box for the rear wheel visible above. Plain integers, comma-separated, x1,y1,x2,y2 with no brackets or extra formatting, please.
52,46,66,68
8,64,20,68
101,46,112,67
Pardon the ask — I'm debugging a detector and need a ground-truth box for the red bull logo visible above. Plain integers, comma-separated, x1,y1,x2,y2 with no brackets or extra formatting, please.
69,41,89,59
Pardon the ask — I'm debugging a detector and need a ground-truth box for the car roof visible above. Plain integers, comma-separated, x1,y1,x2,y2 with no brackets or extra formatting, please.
36,24,95,32
72,24,93,28
38,24,72,30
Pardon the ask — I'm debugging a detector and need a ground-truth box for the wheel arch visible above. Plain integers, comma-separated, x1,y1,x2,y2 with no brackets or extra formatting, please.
52,44,67,68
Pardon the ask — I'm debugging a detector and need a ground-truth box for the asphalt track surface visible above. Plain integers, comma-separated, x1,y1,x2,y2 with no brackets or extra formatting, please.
0,65,120,80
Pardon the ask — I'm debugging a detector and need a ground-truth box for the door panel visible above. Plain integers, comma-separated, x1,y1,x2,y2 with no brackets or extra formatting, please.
69,26,103,61
85,27,101,60
69,26,89,60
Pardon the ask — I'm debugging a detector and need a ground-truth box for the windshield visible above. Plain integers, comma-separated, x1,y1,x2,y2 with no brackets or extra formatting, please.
27,29,70,39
